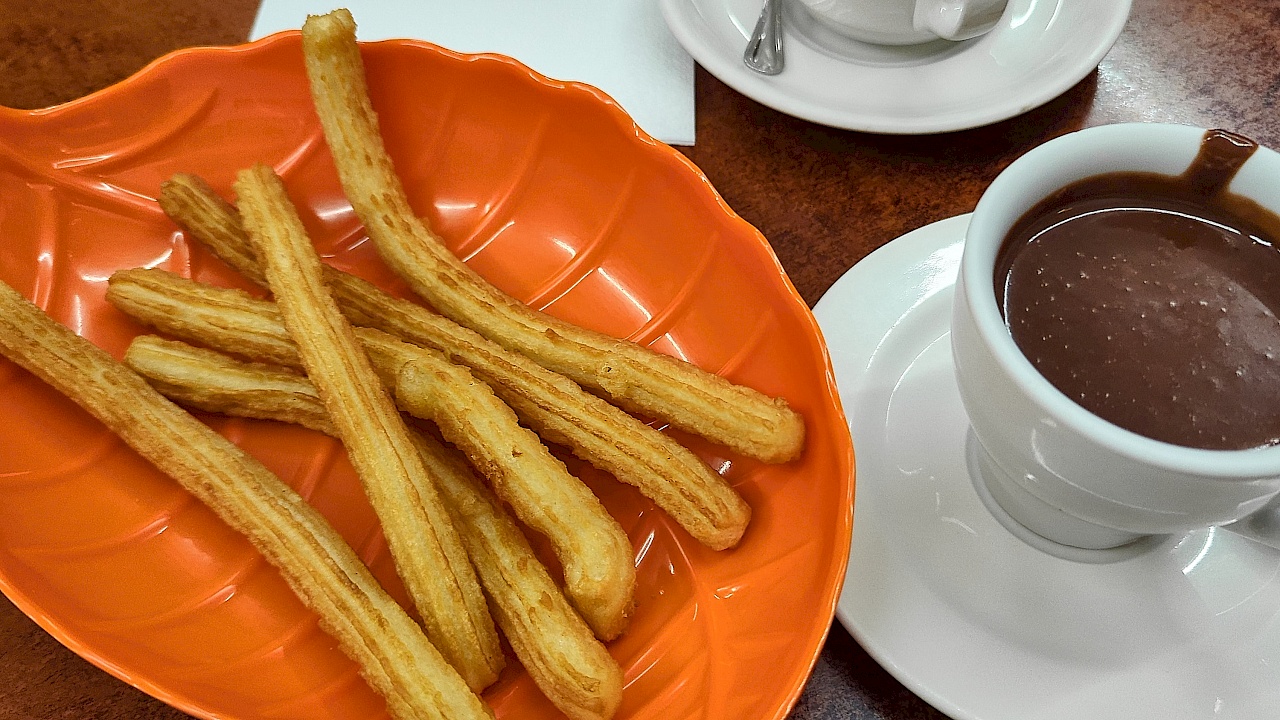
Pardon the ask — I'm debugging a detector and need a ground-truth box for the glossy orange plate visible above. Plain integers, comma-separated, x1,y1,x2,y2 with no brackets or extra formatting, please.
0,31,853,720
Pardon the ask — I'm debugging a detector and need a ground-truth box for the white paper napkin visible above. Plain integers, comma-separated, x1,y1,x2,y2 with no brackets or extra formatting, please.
250,0,696,145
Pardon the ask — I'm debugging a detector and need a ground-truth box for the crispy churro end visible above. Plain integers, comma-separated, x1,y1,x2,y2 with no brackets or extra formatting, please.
159,173,216,219
160,172,207,200
770,400,807,464
232,162,279,194
303,7,357,39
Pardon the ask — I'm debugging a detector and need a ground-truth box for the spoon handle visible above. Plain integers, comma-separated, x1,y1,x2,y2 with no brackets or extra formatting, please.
743,0,784,75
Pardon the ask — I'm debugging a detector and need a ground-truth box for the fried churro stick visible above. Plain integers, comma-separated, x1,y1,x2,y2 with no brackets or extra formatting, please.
123,335,335,434
125,335,624,720
108,269,636,639
158,175,751,550
0,280,490,720
232,164,503,690
407,432,623,720
299,9,804,464
364,330,635,641
106,268,307,371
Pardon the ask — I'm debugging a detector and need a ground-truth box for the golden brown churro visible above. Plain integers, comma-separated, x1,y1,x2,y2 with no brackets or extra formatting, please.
0,280,490,720
157,174,751,550
124,335,625,720
106,268,305,369
123,335,335,434
299,9,805,464
369,331,636,641
110,268,302,368
406,431,623,720
232,164,504,690
108,269,637,640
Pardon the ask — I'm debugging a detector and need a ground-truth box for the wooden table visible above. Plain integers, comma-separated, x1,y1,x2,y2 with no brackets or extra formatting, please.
0,1,1276,718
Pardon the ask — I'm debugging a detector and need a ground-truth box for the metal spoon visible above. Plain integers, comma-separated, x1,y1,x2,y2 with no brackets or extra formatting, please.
743,0,784,75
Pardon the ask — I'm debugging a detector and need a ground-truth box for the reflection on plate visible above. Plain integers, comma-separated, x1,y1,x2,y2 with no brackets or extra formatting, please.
0,32,853,720
814,215,1280,720
659,0,1131,133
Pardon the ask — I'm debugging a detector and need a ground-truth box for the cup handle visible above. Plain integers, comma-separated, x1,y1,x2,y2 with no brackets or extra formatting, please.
1223,493,1280,551
913,0,1008,41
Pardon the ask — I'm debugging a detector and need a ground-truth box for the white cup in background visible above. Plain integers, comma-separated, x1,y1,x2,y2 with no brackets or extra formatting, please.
795,0,1009,46
952,123,1280,552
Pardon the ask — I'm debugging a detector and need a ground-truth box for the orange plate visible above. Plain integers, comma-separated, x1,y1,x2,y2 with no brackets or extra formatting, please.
0,32,854,720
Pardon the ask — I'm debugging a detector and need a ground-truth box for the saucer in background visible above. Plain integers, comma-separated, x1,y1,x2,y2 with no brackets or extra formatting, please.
660,0,1131,133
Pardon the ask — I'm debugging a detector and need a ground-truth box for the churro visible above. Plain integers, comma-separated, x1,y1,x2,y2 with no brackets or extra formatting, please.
299,9,805,464
368,330,635,641
406,431,623,720
109,268,636,639
124,334,625,720
106,268,306,370
157,174,751,550
0,279,490,720
233,164,503,690
123,335,334,434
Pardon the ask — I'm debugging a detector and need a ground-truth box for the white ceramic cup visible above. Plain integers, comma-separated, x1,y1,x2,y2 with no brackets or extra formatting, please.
952,123,1280,551
795,0,1009,45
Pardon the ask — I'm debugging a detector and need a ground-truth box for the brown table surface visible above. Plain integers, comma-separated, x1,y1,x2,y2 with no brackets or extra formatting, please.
1,1,1277,718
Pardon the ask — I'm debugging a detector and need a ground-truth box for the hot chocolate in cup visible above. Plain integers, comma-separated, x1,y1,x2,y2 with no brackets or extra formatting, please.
952,123,1280,551
795,0,1008,46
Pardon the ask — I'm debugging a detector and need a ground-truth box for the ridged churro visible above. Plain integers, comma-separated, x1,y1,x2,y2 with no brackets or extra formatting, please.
371,332,636,641
122,335,334,434
106,268,307,370
158,174,751,550
299,9,805,464
124,335,625,720
232,164,503,690
108,268,636,640
0,279,490,720
406,431,623,720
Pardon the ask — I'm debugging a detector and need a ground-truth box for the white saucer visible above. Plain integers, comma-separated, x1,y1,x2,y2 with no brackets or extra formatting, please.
659,0,1130,133
813,215,1280,720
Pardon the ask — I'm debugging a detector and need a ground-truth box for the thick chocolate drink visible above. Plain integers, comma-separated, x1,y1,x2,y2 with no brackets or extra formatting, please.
995,130,1280,450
